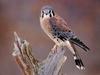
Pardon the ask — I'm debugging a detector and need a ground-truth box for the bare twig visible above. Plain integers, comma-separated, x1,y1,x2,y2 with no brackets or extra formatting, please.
12,32,67,75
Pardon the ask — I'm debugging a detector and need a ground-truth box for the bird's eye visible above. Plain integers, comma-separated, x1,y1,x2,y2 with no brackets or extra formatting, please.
49,10,51,13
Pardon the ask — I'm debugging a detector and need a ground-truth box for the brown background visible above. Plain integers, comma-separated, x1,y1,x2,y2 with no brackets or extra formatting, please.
0,0,100,75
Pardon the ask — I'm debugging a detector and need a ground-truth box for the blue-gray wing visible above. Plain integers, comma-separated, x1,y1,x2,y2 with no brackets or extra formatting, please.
49,17,90,51
53,30,90,51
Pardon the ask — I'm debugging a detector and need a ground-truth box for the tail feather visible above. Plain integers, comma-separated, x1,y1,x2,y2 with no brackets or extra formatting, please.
74,56,85,70
65,41,85,70
70,37,90,52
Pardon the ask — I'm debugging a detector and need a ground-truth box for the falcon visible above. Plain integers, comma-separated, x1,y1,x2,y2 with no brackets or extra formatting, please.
40,5,90,70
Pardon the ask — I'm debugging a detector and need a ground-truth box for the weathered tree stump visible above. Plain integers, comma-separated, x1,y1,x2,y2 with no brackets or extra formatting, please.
12,32,67,75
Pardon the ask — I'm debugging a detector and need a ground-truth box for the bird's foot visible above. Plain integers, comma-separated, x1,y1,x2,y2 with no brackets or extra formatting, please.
51,45,58,53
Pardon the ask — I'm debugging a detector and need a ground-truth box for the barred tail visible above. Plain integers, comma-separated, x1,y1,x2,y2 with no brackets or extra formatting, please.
74,55,85,70
65,41,85,70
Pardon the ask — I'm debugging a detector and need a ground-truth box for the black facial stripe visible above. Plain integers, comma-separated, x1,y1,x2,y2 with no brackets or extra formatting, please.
42,13,44,18
41,11,44,18
49,10,55,17
49,14,52,17
48,10,51,17
52,10,55,16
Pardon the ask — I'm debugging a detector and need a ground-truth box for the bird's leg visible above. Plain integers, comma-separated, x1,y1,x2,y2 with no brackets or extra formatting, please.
51,44,58,53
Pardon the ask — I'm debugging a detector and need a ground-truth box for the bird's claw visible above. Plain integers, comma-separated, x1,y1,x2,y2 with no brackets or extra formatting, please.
51,45,58,53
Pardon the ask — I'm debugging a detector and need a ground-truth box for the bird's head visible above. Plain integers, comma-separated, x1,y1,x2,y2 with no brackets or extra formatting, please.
40,5,55,19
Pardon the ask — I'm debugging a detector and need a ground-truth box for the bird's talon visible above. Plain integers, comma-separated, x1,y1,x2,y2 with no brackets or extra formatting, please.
51,45,57,53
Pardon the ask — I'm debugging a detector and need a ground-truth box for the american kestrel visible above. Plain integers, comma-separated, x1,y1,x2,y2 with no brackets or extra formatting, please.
40,5,90,70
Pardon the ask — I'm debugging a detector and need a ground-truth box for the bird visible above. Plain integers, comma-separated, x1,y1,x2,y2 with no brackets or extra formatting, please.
40,5,90,70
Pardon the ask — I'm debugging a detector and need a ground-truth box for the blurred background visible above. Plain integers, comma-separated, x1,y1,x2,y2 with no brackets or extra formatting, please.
0,0,99,75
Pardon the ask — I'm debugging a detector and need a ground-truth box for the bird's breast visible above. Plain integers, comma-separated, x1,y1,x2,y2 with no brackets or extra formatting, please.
40,17,66,46
40,18,53,36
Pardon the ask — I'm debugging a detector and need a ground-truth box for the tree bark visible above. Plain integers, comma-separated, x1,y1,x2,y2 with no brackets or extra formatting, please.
12,32,67,75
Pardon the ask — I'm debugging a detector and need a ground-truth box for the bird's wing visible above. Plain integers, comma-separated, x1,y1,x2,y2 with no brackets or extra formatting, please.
49,16,90,51
69,36,90,51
